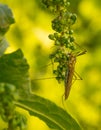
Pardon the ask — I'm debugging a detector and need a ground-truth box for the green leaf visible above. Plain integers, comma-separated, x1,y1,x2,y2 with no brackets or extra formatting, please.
0,4,15,26
0,4,15,55
15,94,82,130
0,38,9,56
0,49,31,97
0,4,15,36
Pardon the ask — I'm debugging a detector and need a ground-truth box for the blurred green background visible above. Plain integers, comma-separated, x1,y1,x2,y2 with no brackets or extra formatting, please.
0,0,101,130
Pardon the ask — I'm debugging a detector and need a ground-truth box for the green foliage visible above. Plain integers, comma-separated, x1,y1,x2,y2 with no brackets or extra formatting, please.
0,83,27,130
16,94,81,130
0,49,30,97
0,48,81,130
0,0,101,130
0,4,15,36
0,4,15,56
0,3,82,130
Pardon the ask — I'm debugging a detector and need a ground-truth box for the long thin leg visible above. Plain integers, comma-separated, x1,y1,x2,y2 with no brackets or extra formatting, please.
39,62,52,70
72,71,82,86
74,71,82,80
74,42,87,54
32,76,56,81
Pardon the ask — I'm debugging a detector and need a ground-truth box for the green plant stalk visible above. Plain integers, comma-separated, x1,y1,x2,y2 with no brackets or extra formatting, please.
42,0,78,83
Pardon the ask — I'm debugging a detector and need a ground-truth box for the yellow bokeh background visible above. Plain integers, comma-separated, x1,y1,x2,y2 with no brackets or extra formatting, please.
0,0,101,130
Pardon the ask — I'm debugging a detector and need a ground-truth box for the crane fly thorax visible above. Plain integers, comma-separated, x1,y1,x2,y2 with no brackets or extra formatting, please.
68,54,76,68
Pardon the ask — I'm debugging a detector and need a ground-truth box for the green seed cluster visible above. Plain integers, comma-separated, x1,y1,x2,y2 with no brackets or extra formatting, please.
42,0,77,83
0,83,27,130
0,83,18,122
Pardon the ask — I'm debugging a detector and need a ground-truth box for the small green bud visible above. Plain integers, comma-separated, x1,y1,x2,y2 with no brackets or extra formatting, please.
53,0,61,5
67,2,70,7
70,36,75,42
54,57,59,62
55,40,60,45
52,18,63,32
53,70,58,74
0,84,5,93
48,34,55,40
69,29,74,34
48,6,54,12
4,83,16,93
56,76,61,83
70,14,77,24
69,45,75,50
66,12,72,18
49,54,54,59
54,33,59,38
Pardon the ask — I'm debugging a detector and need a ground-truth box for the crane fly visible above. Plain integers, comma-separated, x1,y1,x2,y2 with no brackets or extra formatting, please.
32,48,86,100
64,50,87,100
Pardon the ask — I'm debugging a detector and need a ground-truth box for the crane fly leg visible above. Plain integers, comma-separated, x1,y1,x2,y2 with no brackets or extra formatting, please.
73,71,82,80
71,72,82,86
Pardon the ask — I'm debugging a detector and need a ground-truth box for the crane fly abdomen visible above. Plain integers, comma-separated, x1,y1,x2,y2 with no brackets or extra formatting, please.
65,54,76,100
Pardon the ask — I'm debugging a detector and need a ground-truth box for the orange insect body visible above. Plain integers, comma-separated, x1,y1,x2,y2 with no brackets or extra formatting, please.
65,53,76,100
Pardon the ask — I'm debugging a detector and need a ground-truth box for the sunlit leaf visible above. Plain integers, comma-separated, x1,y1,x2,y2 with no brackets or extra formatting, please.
15,94,82,130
